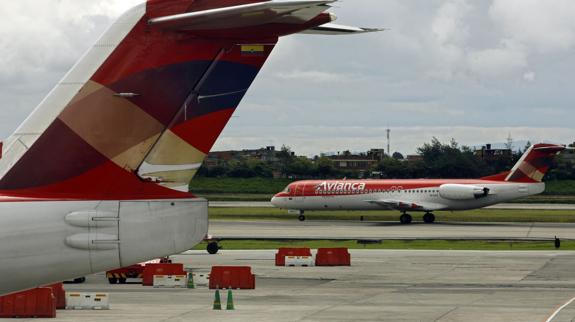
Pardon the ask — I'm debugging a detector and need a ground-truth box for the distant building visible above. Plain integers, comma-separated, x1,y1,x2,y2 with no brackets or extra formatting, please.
406,154,423,162
204,146,282,167
474,143,512,162
327,149,385,170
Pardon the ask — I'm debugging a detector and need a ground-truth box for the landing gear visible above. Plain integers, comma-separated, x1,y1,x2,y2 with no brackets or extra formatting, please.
298,214,306,222
207,241,220,255
423,212,436,224
400,213,412,225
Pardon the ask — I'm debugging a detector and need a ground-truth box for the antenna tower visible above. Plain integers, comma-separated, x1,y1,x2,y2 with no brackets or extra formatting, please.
386,128,391,156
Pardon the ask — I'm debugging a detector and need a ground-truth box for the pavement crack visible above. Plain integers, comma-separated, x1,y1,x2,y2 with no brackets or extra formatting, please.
526,222,535,238
433,306,459,322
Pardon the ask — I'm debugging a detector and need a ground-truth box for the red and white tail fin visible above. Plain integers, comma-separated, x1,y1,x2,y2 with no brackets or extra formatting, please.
504,143,565,183
0,0,378,200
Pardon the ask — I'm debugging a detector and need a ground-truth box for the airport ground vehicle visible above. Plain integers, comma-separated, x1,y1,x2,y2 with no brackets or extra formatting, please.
106,265,144,284
0,0,378,295
272,144,566,224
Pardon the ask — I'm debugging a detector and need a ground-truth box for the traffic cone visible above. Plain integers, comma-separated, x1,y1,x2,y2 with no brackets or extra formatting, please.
213,290,222,310
187,273,195,289
226,289,235,310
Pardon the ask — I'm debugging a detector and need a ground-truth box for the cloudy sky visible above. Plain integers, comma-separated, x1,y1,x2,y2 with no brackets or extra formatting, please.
1,0,574,156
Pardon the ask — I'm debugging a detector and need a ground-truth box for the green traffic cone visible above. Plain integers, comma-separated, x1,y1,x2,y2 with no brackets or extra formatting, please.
213,290,222,310
226,289,235,310
187,273,195,289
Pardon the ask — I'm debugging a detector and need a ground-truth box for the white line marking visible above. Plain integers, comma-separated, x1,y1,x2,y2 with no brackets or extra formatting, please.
545,296,575,322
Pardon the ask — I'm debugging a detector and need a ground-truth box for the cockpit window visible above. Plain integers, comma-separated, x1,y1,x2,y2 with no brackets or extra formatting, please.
283,186,291,193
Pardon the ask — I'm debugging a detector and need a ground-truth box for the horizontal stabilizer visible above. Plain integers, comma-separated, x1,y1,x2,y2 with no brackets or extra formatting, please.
148,0,336,30
300,23,384,35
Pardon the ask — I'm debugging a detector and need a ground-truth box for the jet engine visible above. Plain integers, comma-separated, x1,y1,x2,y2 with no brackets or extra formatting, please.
439,184,490,200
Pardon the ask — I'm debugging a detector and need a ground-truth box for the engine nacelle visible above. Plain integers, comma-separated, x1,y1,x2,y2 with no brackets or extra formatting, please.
439,184,490,201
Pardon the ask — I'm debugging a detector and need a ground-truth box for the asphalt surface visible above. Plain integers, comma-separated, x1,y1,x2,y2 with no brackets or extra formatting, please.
209,201,575,210
209,220,575,240
54,250,575,321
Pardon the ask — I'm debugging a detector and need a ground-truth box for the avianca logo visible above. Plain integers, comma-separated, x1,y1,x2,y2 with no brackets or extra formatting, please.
316,181,366,192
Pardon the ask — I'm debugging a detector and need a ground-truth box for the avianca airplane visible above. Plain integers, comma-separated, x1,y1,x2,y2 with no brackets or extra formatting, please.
271,143,565,224
0,0,378,295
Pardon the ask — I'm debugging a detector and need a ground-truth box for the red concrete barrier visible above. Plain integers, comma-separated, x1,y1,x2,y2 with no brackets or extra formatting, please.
315,248,351,266
142,263,186,286
209,266,255,290
44,283,66,310
275,248,312,266
0,288,56,318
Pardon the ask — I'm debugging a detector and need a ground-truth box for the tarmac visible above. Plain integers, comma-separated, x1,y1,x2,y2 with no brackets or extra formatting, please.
209,201,575,210
209,220,575,240
54,249,575,322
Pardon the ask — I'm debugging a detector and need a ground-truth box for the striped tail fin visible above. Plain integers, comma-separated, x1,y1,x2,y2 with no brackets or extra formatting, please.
505,143,565,183
0,0,375,200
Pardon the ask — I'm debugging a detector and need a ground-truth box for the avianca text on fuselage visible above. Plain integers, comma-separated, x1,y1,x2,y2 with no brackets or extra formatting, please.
316,181,367,193
271,143,565,224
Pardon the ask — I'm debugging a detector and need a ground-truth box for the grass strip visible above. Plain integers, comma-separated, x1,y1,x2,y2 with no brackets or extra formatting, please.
209,207,575,223
193,239,574,251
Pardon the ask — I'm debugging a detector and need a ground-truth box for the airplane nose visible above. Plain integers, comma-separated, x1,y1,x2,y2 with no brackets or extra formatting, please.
270,196,282,208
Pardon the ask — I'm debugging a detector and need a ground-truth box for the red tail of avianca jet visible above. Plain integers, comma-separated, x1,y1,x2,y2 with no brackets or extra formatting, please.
271,144,565,224
0,0,379,295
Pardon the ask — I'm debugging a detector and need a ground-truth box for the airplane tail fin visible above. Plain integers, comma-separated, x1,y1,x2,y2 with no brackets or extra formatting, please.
502,143,565,183
0,0,379,199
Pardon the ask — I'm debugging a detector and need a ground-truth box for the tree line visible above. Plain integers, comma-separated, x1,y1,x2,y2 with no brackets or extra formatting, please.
196,138,575,180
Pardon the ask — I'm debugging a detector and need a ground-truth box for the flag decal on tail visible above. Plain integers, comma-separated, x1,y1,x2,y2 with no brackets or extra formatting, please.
241,45,265,56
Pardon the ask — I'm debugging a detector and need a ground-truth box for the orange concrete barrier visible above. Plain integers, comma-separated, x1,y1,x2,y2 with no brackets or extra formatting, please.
275,248,312,266
0,288,56,318
315,248,351,266
44,283,66,310
209,266,255,290
142,263,186,286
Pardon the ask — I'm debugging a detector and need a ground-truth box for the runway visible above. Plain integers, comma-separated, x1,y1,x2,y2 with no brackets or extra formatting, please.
59,250,575,321
209,220,575,240
209,201,575,210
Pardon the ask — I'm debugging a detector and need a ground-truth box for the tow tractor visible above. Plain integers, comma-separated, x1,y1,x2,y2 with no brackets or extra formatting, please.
106,257,172,284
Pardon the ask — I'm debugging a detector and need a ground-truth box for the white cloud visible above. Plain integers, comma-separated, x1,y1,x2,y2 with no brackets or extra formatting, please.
275,70,353,83
490,0,575,53
466,40,527,78
523,71,536,82
0,0,574,155
432,0,472,45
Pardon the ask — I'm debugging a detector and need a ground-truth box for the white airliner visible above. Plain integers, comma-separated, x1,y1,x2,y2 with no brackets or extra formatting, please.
0,0,378,295
271,144,566,224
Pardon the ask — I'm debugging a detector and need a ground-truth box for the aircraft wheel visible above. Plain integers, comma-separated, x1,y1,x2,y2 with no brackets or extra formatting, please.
207,241,220,255
298,214,306,222
400,214,412,225
108,278,118,284
423,213,436,224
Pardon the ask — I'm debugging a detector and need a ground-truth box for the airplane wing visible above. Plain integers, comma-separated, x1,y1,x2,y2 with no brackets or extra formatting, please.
367,200,448,212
